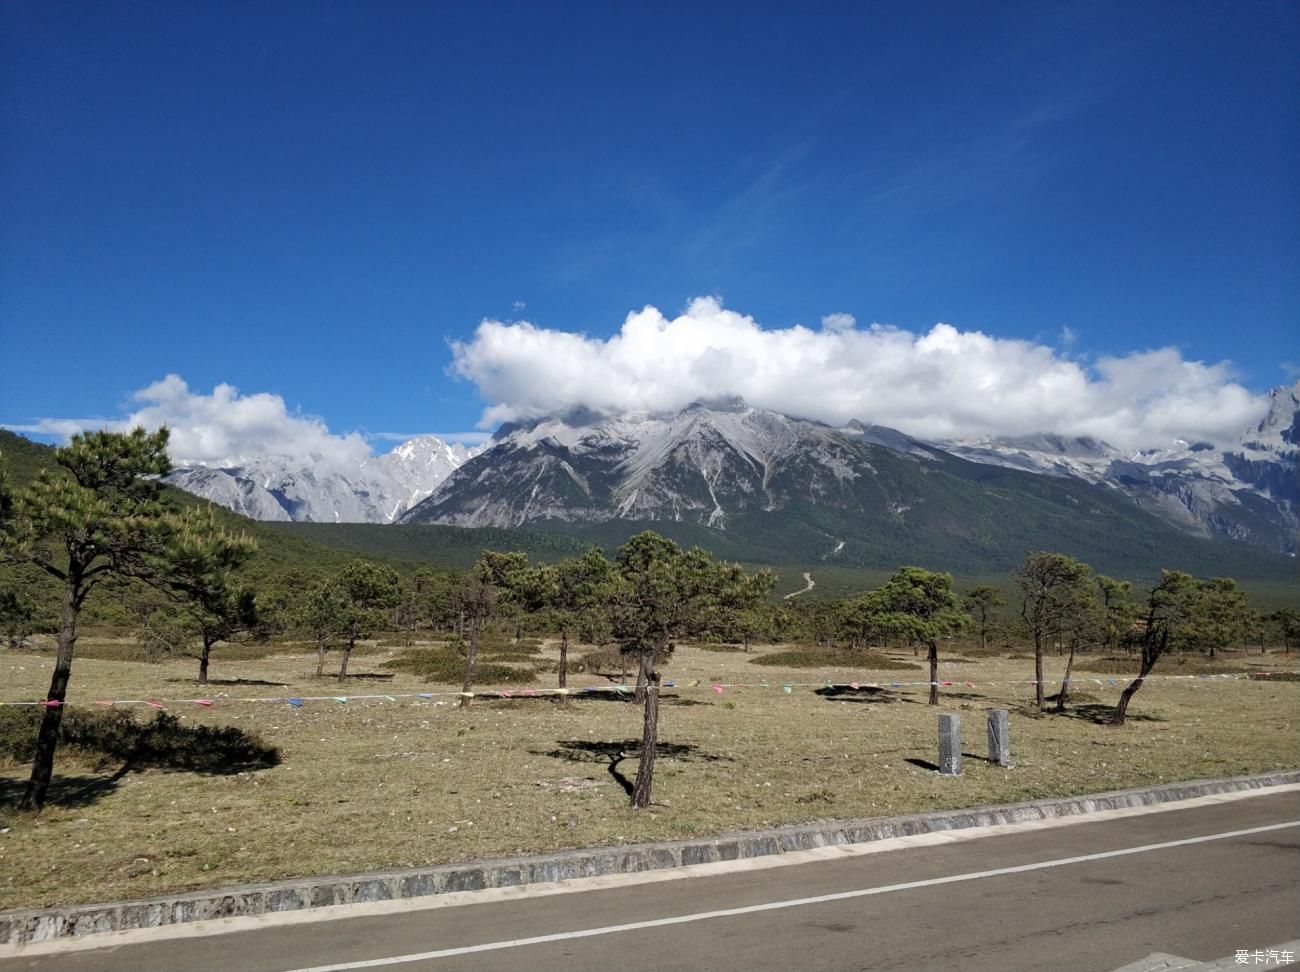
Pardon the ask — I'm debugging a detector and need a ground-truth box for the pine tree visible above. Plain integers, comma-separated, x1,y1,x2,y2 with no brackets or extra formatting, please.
164,505,258,684
1111,571,1200,725
872,567,966,705
334,560,401,680
606,532,772,808
961,585,1004,652
515,549,616,692
1014,552,1093,709
0,429,253,809
456,552,527,706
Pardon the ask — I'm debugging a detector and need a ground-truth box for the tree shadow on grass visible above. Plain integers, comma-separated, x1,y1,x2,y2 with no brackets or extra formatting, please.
0,710,281,811
0,769,130,810
530,739,729,797
815,686,903,704
1055,703,1166,725
164,677,289,687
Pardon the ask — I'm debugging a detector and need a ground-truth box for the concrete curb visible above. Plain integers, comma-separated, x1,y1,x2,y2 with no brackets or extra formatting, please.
3,769,1297,947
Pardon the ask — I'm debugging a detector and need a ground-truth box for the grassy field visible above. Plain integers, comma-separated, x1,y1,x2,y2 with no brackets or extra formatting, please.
0,636,1296,912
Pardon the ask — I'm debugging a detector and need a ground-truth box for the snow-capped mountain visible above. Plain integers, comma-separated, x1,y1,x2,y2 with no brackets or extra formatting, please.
167,435,482,523
400,392,1296,567
380,436,482,514
941,382,1299,553
398,398,948,529
165,384,1297,559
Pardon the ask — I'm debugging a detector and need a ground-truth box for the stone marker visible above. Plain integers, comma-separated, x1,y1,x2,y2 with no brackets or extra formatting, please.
938,713,961,776
987,709,1012,768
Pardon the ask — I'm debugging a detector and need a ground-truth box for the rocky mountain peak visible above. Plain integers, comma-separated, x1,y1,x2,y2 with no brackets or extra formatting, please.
1255,380,1300,445
167,433,478,524
682,395,749,414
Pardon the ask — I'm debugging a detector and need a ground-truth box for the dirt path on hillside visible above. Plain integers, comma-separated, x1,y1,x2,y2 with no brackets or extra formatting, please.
783,572,815,599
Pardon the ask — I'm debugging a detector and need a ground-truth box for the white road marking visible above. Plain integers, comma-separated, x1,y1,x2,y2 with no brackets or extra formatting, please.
281,820,1300,971
5,783,1296,959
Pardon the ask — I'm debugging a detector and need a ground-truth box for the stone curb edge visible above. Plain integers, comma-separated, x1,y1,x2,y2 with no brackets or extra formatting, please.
3,769,1297,947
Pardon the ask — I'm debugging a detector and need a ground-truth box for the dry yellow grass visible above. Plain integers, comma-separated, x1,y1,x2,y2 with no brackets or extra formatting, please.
1,638,1296,911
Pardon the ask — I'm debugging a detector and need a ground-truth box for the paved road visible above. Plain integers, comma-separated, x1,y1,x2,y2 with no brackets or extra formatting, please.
4,790,1297,972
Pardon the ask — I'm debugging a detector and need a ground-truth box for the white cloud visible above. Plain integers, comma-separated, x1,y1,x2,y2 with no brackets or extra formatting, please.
122,376,372,466
8,376,373,467
821,312,856,333
2,418,114,439
451,297,1269,450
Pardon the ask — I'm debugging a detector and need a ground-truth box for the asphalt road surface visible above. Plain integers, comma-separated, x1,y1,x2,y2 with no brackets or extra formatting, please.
4,789,1297,972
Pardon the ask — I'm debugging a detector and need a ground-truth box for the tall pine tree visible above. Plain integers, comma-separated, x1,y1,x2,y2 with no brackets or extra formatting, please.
0,429,254,809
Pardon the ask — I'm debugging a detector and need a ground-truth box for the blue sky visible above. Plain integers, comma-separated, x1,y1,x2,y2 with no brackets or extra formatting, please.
1,1,1296,458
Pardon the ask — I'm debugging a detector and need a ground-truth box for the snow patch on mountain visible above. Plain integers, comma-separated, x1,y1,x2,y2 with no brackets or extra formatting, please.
941,381,1299,552
167,434,483,524
399,399,935,529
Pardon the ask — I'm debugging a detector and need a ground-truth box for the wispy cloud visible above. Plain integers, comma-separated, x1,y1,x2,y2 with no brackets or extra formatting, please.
3,418,116,438
546,143,821,288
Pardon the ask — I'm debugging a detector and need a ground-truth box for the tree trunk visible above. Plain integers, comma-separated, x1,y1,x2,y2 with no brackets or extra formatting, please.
558,631,568,690
22,577,80,810
1110,672,1146,726
338,635,354,680
1111,635,1163,726
1034,632,1045,709
630,665,660,808
979,617,988,652
927,640,939,705
459,617,480,708
1054,639,1078,713
198,637,213,685
405,590,416,648
314,637,326,677
634,653,647,704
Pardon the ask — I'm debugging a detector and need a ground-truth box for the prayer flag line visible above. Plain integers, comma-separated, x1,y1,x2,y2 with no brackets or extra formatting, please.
1,671,1293,710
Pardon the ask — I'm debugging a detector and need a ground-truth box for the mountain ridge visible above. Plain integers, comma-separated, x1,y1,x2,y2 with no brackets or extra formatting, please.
940,380,1298,552
397,397,1295,578
165,434,482,524
2,427,1292,581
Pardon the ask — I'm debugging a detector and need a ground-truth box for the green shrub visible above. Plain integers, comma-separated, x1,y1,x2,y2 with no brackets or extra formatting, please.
575,646,626,674
382,648,539,684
